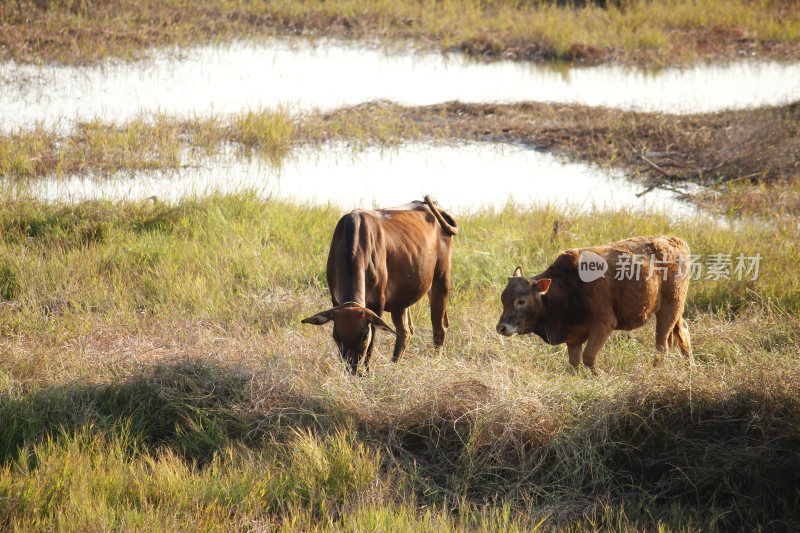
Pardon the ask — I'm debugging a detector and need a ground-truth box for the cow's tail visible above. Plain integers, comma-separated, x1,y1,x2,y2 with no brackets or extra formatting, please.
672,317,693,360
424,195,459,236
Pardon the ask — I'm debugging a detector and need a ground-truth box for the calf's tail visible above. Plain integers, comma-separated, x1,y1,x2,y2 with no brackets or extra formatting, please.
673,318,692,359
424,195,459,236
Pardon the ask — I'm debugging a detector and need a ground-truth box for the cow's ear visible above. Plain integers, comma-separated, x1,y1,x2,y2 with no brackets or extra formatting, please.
512,266,524,277
363,309,397,335
301,309,336,326
371,319,396,335
535,278,552,294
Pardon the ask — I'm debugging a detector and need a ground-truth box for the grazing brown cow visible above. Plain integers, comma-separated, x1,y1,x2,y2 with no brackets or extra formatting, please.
496,236,692,374
302,196,458,374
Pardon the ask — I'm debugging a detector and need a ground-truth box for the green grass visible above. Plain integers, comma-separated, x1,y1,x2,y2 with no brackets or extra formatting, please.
0,194,798,530
0,110,295,178
0,194,797,331
2,0,800,66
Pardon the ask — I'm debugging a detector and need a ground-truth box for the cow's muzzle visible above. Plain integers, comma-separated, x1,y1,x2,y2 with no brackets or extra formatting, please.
496,323,516,336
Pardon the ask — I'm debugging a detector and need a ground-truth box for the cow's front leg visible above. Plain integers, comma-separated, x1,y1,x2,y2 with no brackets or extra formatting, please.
581,325,614,376
567,343,583,373
362,324,377,373
363,300,385,373
390,309,413,363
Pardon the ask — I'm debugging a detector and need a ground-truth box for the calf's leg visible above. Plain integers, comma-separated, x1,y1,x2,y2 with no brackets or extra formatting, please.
654,298,689,355
654,312,677,354
567,343,583,373
581,325,614,375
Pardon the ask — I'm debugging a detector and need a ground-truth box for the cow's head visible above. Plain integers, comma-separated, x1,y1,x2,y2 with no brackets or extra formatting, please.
496,266,551,337
301,303,395,374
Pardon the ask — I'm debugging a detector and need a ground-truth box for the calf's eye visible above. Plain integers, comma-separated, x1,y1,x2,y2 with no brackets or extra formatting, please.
515,299,526,307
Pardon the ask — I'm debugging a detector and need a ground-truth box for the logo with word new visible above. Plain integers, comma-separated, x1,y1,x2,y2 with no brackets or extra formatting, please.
578,251,608,282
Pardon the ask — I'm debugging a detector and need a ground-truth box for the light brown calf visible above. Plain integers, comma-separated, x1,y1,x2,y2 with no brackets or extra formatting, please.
496,236,692,374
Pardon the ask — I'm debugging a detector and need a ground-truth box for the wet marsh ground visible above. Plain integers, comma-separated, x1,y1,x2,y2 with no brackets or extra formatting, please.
2,100,799,214
2,1,800,531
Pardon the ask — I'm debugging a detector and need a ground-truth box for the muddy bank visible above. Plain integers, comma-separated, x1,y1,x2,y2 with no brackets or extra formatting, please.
300,99,800,216
4,100,797,186
1,100,797,215
301,100,800,187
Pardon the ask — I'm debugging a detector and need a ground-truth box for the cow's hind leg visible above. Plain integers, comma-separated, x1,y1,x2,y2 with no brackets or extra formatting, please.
428,276,450,357
390,309,413,363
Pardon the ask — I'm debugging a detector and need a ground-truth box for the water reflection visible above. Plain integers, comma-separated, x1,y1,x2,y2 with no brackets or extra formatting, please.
2,38,799,131
16,142,695,217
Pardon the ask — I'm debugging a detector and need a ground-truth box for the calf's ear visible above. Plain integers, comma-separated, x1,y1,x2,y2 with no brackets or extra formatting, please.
301,309,337,326
535,278,551,294
512,266,525,277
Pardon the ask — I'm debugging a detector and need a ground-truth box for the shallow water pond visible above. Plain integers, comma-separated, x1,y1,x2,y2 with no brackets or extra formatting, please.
2,38,799,131
16,142,696,217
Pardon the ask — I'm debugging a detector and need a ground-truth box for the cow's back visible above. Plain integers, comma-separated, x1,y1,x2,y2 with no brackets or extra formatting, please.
379,202,453,310
327,202,452,311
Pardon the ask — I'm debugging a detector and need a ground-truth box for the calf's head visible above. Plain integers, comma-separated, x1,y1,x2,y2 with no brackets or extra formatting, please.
301,303,395,373
496,266,551,337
